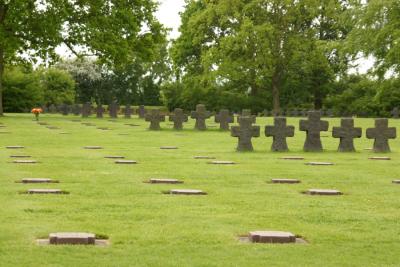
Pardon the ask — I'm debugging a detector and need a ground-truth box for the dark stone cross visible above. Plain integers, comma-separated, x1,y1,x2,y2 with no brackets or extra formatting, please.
59,104,69,116
191,104,211,130
366,118,396,152
231,116,260,151
332,118,362,152
299,111,329,152
71,104,81,115
391,107,399,119
215,109,233,130
96,105,105,118
145,109,165,130
290,109,299,117
238,109,256,123
81,102,92,118
124,105,133,118
169,108,188,130
138,105,146,119
265,117,295,152
109,102,119,118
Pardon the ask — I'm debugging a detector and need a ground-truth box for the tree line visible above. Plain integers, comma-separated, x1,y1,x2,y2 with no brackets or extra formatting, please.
0,1,399,117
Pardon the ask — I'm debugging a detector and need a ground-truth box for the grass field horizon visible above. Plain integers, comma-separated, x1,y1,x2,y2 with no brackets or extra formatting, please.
1,113,399,267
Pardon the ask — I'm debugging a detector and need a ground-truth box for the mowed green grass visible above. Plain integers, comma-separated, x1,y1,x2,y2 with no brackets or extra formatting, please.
0,113,400,267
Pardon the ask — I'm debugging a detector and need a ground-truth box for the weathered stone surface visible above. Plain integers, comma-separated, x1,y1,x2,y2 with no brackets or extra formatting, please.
391,107,399,119
104,156,125,159
369,156,391,160
81,122,95,126
271,179,300,184
306,189,342,195
392,180,400,184
169,108,188,130
6,146,24,149
21,178,57,183
149,178,183,184
332,118,362,152
109,102,119,118
194,156,216,159
71,104,81,115
13,160,37,164
138,105,146,119
248,231,296,243
115,160,137,164
145,109,165,130
59,104,70,116
265,117,295,151
280,156,304,160
49,232,95,245
97,127,110,130
305,162,334,166
84,146,103,149
46,126,60,130
27,189,63,194
366,118,396,153
299,111,329,152
160,146,178,150
169,189,206,195
215,109,234,131
231,116,260,151
191,104,211,130
81,102,92,118
124,104,133,118
10,155,31,158
96,105,105,118
209,161,235,165
238,109,256,123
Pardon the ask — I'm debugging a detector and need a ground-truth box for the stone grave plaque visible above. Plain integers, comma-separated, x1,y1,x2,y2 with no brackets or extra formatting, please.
194,156,216,159
13,160,37,164
21,178,57,183
115,160,137,164
160,146,178,150
280,156,304,160
366,118,396,153
299,111,329,152
231,116,260,151
149,178,183,184
145,109,165,130
104,156,125,159
306,189,342,195
168,189,206,195
369,156,391,160
215,109,233,131
305,162,334,166
84,146,103,149
332,118,362,152
265,117,295,151
6,146,24,149
10,155,31,158
392,180,400,184
169,108,188,130
27,189,64,194
49,232,95,245
248,231,296,243
209,161,235,165
271,179,300,184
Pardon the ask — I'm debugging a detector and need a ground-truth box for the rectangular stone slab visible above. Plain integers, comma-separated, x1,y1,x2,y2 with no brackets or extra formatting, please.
305,162,334,166
307,189,342,195
392,180,400,184
149,178,183,184
160,146,178,149
49,232,95,245
248,231,296,243
10,155,31,158
208,161,235,165
115,160,137,164
169,189,206,195
6,146,24,149
271,179,300,184
281,156,304,160
13,160,37,164
194,156,216,159
83,146,103,149
27,189,63,194
369,157,391,160
104,156,125,159
21,178,57,183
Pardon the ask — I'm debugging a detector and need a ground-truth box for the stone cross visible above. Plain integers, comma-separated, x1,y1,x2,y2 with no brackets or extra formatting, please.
299,111,329,152
138,105,146,119
81,102,92,118
290,109,299,117
231,116,260,151
238,109,256,123
145,109,165,130
72,104,81,115
265,117,295,151
215,109,233,130
109,102,119,118
96,105,104,118
59,104,69,116
391,107,399,119
332,118,362,152
366,118,396,152
124,104,133,118
169,108,188,130
191,104,211,130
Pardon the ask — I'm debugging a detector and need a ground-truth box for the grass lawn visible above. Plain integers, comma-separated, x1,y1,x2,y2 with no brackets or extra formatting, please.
0,113,399,267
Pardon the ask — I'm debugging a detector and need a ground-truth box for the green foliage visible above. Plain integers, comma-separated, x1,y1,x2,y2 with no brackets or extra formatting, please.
40,68,75,106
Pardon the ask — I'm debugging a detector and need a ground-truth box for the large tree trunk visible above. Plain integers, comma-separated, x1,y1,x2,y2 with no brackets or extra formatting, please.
314,88,323,110
0,47,4,116
272,70,280,115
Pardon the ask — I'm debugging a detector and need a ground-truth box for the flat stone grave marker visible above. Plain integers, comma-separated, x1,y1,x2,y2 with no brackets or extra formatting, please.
366,118,396,152
115,160,137,164
104,156,125,159
392,180,400,184
215,109,234,130
13,160,37,164
6,146,24,149
84,146,103,149
191,104,211,130
117,133,129,136
125,123,140,127
26,189,66,194
305,162,334,166
145,109,165,130
167,189,206,195
280,156,304,160
148,178,183,184
59,132,71,135
10,155,31,158
209,161,235,165
97,127,110,130
265,117,295,152
231,116,260,151
37,232,108,246
46,126,60,130
332,118,362,152
169,108,188,130
299,111,329,152
194,156,216,159
81,122,95,126
369,156,391,160
306,189,342,195
248,231,296,243
20,178,58,183
160,146,178,150
271,179,300,184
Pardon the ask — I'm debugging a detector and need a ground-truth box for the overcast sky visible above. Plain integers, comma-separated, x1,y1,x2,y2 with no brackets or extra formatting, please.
156,0,186,39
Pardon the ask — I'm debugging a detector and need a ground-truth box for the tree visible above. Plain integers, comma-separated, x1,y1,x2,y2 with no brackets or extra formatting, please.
0,0,165,115
40,68,75,106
